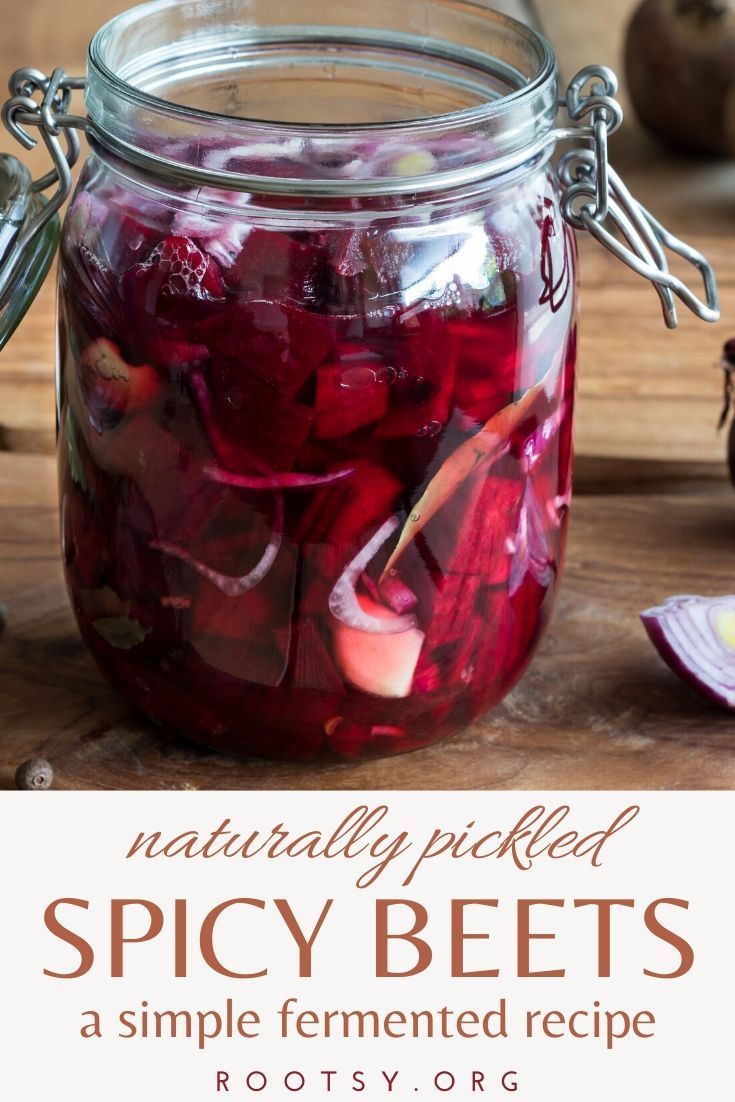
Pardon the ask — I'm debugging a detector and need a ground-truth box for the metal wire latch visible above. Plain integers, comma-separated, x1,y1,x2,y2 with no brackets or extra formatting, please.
0,68,85,297
558,65,720,329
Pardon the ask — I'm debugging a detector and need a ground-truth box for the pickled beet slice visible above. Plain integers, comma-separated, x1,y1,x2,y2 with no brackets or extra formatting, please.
374,310,457,438
471,578,552,710
288,620,346,694
202,355,316,471
64,192,161,342
297,459,403,545
192,582,271,640
72,408,236,553
194,636,287,686
197,301,335,396
151,235,225,300
225,228,326,304
423,573,483,650
120,236,225,329
448,472,525,582
449,304,519,425
315,346,389,438
118,236,227,365
421,602,487,692
135,330,209,372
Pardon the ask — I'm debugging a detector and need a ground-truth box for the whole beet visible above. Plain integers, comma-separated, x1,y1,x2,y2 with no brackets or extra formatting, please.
625,0,735,156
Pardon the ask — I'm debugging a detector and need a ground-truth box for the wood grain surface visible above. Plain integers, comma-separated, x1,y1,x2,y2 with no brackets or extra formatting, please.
0,452,732,791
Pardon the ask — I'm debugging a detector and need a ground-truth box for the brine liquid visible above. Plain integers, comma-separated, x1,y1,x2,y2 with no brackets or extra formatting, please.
58,162,576,760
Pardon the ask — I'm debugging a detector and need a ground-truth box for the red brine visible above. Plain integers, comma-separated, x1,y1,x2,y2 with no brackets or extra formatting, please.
58,164,577,760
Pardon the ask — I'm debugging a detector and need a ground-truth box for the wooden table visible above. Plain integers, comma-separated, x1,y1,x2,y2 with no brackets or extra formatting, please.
1,452,733,791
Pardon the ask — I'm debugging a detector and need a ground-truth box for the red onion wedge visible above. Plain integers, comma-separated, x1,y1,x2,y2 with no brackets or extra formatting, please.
641,594,735,709
205,463,355,491
152,498,284,598
329,517,418,635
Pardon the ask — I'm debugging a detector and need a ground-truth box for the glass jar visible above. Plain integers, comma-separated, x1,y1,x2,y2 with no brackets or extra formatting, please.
1,0,719,762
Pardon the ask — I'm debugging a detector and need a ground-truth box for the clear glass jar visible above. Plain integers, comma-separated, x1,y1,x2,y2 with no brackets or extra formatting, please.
2,0,717,761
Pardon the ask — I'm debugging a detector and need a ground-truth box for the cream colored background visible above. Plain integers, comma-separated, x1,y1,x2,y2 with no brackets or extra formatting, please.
0,791,731,1101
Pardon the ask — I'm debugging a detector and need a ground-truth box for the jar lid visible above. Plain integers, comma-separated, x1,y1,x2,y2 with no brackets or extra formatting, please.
0,152,59,351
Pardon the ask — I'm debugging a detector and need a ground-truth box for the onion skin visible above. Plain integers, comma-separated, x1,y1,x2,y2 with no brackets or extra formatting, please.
625,0,735,157
641,594,735,708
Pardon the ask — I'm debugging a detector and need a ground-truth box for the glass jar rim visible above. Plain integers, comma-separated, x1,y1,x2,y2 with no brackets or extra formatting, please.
86,0,560,197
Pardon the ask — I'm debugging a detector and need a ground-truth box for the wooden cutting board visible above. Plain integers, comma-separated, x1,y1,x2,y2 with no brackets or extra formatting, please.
1,452,733,791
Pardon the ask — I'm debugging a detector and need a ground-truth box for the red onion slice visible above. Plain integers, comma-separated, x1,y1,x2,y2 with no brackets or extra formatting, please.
329,517,418,635
205,463,355,491
641,594,735,708
188,368,247,469
508,478,555,596
152,498,284,598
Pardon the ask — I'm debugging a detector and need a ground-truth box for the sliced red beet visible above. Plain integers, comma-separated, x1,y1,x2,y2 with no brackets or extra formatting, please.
119,235,226,358
75,408,235,552
448,303,519,426
224,227,326,305
63,191,162,343
191,579,272,640
314,344,389,438
423,573,483,650
411,653,442,693
200,354,316,472
374,310,457,438
191,632,288,686
461,472,526,583
287,620,346,694
420,466,525,587
470,578,552,714
136,330,210,372
297,459,403,545
424,603,488,692
120,236,221,315
197,300,335,396
153,235,225,300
